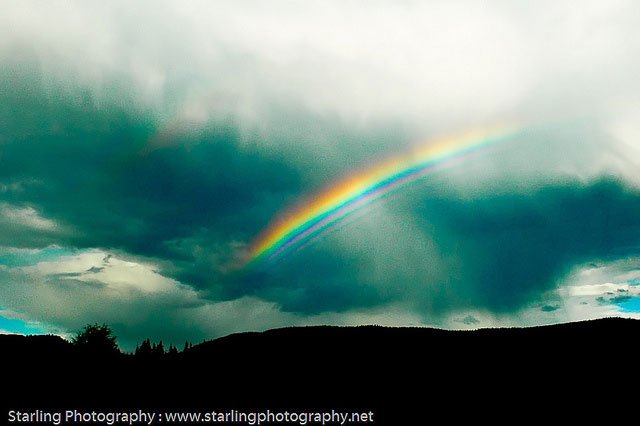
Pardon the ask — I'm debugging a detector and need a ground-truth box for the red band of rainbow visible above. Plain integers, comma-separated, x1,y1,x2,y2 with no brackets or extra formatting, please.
248,124,520,266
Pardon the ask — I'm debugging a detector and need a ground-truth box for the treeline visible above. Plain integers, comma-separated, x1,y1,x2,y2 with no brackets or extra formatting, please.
133,339,194,358
72,323,195,359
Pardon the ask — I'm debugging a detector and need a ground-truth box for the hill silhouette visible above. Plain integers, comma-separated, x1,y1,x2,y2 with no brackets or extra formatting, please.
1,318,639,423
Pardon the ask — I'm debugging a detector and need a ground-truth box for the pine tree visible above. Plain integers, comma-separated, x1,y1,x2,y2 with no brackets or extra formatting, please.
168,344,179,358
136,339,152,358
156,340,165,356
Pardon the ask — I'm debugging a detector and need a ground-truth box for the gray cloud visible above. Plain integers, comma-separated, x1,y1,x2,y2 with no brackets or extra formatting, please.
2,2,639,161
1,1,640,344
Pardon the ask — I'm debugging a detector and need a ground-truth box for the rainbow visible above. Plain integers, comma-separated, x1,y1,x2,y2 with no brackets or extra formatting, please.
248,124,520,266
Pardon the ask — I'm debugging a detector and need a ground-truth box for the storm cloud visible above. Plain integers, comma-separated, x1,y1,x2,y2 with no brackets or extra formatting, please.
1,1,640,348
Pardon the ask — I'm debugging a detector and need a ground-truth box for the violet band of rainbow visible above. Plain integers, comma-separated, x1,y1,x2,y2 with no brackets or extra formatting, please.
248,124,521,266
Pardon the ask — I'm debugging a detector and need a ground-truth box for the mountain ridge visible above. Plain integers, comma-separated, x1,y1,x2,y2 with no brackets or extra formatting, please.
2,317,638,422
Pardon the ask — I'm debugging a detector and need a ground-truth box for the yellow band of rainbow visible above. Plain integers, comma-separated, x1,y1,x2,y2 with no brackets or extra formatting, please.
248,123,520,266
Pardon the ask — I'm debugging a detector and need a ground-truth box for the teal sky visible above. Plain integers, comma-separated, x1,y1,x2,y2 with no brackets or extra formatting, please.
617,298,640,313
1,1,640,349
0,311,47,335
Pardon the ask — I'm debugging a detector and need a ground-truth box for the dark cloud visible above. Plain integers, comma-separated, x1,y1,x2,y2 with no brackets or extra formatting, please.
0,68,302,260
406,179,640,313
2,1,640,348
238,246,388,314
610,295,632,304
457,315,480,325
224,178,640,318
3,68,640,322
2,48,640,349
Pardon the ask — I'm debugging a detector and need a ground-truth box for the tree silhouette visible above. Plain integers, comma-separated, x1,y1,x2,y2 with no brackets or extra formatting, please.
135,339,152,358
168,344,179,358
152,341,165,357
72,323,120,356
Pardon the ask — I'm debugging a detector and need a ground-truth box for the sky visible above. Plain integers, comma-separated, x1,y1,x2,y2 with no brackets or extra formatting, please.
1,0,640,349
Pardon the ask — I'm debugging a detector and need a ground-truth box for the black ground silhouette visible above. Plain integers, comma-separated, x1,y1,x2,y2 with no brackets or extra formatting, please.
2,318,639,423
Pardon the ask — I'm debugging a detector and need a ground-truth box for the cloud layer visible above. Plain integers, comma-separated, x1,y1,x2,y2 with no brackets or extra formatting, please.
1,1,640,348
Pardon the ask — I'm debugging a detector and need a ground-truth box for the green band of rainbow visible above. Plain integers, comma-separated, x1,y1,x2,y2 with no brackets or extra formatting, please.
248,124,520,266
